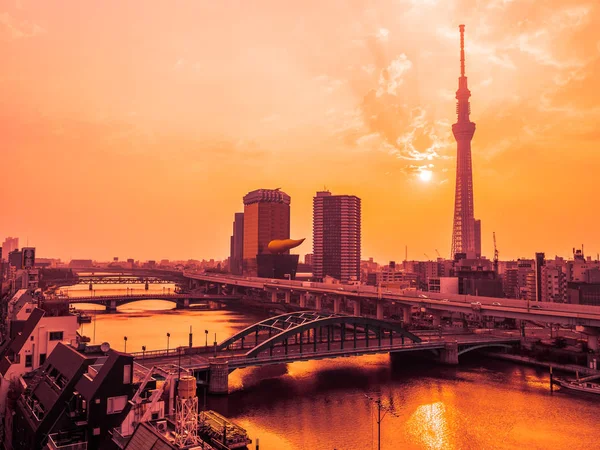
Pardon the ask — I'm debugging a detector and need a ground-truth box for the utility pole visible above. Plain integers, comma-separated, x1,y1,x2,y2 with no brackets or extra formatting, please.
364,394,398,450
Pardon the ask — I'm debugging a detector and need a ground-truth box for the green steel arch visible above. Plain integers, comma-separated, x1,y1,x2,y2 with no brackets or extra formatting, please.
224,311,422,358
457,343,514,356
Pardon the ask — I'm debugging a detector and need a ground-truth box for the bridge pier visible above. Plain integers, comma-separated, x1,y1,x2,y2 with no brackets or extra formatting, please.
107,300,117,313
315,294,323,310
402,306,412,325
576,325,600,352
300,293,307,308
208,360,229,395
334,297,342,314
179,298,190,309
284,291,291,304
271,291,278,303
439,342,459,365
376,301,384,320
353,300,361,316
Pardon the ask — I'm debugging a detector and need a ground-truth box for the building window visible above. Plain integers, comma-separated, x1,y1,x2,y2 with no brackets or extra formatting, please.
25,355,33,368
49,331,63,341
93,428,100,436
123,364,131,384
107,395,128,414
39,353,46,365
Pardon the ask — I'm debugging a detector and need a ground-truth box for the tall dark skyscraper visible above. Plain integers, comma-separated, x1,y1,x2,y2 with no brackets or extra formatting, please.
242,189,291,276
451,24,479,258
229,212,244,275
474,219,481,258
313,191,361,283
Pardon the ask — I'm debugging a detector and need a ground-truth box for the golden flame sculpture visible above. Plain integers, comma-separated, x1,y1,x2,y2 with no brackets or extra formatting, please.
267,238,305,254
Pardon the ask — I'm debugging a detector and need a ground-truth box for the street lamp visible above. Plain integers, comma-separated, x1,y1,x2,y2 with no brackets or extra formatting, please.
142,345,146,359
124,336,128,353
167,333,171,353
205,330,209,349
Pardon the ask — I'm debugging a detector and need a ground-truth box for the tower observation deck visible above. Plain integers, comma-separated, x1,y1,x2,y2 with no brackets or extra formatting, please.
451,24,477,258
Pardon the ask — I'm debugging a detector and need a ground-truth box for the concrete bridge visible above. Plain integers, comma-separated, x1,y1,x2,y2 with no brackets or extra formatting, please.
53,293,240,312
185,272,600,351
135,311,521,394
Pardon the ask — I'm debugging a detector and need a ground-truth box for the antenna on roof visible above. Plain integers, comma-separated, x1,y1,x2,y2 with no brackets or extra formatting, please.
459,24,466,77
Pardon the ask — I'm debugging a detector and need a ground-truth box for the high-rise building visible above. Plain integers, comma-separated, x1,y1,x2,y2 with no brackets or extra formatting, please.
229,212,244,275
451,25,477,258
535,252,545,301
474,219,481,258
242,189,291,276
2,237,18,261
304,254,313,265
313,191,361,283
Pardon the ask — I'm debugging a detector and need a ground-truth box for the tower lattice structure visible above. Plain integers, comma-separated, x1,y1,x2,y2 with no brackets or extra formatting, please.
451,24,476,258
174,394,199,447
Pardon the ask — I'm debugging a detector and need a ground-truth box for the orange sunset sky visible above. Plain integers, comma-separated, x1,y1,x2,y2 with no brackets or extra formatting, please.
1,0,599,263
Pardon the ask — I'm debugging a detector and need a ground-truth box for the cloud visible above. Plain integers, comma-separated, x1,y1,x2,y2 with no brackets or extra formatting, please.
376,54,412,96
362,64,376,75
376,27,389,42
0,12,44,40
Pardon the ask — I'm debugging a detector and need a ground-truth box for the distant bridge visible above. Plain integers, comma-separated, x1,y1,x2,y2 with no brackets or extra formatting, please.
75,276,174,285
49,293,240,311
135,311,521,394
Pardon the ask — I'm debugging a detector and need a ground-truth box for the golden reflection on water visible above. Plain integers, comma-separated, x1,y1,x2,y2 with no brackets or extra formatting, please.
407,402,450,450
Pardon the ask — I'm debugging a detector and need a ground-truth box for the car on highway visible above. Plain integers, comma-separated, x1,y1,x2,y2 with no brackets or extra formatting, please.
471,302,481,306
418,294,429,299
338,287,344,291
531,304,541,309
440,299,449,302
492,302,501,306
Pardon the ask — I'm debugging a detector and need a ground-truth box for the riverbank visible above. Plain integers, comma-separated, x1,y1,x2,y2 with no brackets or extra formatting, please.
484,352,600,376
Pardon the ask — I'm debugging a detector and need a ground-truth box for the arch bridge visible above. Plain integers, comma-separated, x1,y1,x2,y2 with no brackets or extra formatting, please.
217,311,423,358
135,311,521,394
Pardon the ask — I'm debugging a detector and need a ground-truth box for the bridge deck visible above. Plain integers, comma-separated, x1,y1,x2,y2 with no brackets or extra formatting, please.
136,334,520,372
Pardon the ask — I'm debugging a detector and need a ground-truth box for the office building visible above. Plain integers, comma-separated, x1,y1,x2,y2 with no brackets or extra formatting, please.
540,257,567,303
313,191,361,283
474,219,481,258
1,237,18,262
229,212,244,275
242,189,291,276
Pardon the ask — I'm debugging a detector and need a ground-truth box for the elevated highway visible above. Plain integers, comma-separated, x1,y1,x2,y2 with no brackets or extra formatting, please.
184,272,600,328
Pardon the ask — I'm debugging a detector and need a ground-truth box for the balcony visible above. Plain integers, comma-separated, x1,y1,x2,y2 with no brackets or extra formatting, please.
47,432,87,450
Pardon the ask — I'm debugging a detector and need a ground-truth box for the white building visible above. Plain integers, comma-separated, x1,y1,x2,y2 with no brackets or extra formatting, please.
540,258,567,303
428,277,459,294
0,301,79,419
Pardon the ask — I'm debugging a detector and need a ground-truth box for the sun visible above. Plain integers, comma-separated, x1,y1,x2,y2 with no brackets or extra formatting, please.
419,169,433,182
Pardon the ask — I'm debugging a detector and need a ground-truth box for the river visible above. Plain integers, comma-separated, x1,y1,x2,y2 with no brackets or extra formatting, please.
69,284,599,450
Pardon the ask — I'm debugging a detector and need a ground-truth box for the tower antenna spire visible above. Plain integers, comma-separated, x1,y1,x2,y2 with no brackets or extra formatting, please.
459,24,465,77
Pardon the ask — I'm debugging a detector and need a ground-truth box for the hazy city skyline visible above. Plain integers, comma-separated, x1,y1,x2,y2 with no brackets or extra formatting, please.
2,1,600,262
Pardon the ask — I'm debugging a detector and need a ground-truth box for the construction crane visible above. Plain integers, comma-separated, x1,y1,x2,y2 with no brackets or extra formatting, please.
424,253,430,260
435,249,441,258
493,232,499,275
